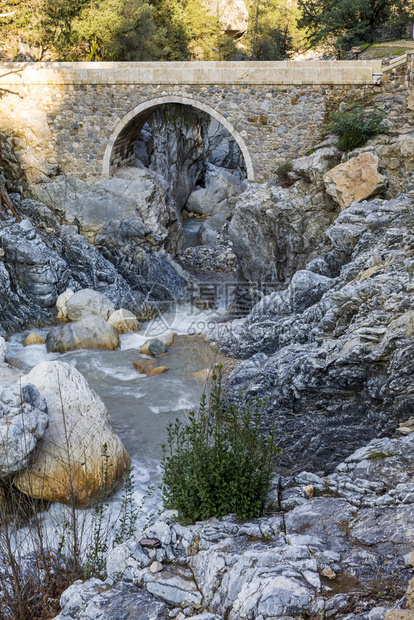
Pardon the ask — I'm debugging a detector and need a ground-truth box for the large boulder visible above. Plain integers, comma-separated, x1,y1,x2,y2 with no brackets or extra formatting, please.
46,316,120,353
14,361,130,506
66,289,115,321
198,214,228,246
108,309,140,334
32,168,175,251
203,0,248,37
0,383,49,478
323,152,386,209
291,146,340,187
56,288,74,320
187,170,245,219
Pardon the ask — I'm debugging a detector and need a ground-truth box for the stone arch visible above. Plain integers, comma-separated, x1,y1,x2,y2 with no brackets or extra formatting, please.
102,94,254,181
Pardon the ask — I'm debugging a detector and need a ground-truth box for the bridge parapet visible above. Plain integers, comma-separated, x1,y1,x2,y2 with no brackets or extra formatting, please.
0,60,383,86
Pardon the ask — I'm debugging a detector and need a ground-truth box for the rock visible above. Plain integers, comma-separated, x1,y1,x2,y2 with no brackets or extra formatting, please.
146,567,203,607
54,579,169,620
321,566,336,579
32,167,177,253
193,369,212,382
23,333,46,347
14,361,130,506
384,613,414,620
198,214,228,247
187,170,245,219
133,358,157,375
45,316,120,353
0,337,6,364
141,335,175,355
0,383,49,478
291,146,341,187
56,288,74,320
66,288,115,321
288,270,334,312
150,561,164,574
203,0,248,37
323,152,387,209
0,221,70,332
220,196,414,472
108,308,141,334
408,576,414,608
149,340,168,356
147,366,169,377
228,181,338,285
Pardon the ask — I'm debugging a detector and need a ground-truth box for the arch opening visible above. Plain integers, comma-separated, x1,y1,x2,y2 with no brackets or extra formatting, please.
103,96,253,255
103,95,254,182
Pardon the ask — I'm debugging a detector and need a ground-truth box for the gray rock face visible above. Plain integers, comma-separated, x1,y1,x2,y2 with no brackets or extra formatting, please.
229,181,338,285
0,336,6,363
219,195,414,471
32,167,179,253
66,289,115,322
54,578,170,620
0,382,49,477
0,220,70,308
135,106,246,216
187,170,245,219
45,316,120,354
198,214,228,247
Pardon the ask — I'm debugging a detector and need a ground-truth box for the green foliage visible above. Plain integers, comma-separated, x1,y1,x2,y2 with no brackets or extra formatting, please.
0,0,238,61
276,160,293,182
161,369,280,523
367,450,396,460
297,0,414,55
329,103,387,152
245,0,302,60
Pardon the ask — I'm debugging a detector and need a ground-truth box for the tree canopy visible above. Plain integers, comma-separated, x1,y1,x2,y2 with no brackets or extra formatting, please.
298,0,413,54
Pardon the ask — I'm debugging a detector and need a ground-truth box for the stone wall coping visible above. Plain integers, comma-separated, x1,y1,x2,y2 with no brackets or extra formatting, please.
0,60,383,85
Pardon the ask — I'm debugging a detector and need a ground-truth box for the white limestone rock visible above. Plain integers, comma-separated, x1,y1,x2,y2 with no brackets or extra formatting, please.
56,287,74,320
13,361,130,506
0,382,49,478
66,288,115,321
45,316,120,353
108,308,141,334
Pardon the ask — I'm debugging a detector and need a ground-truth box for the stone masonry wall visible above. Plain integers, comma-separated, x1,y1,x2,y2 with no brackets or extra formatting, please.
0,61,384,185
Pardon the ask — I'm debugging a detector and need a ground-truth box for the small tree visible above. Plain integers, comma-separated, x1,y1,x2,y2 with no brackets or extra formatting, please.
161,369,280,523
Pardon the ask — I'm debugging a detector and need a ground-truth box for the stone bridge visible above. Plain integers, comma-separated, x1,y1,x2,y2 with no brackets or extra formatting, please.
0,60,383,184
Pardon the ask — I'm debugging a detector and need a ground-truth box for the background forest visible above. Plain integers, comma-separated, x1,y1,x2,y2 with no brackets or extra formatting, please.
0,0,413,62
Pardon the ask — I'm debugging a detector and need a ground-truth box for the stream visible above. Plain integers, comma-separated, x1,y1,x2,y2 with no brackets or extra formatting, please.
5,302,228,548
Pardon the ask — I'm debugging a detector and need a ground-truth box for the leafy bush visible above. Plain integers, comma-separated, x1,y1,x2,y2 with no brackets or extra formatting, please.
161,370,280,523
329,103,387,152
276,160,293,183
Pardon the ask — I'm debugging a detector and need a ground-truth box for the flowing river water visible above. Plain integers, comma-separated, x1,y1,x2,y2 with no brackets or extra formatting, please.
5,301,229,548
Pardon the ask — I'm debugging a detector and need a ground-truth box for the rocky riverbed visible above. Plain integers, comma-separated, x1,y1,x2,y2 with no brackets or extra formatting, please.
1,107,414,618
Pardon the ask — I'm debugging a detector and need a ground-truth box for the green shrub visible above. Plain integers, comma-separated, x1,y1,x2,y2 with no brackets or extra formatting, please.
161,370,280,523
329,103,387,152
276,160,293,183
